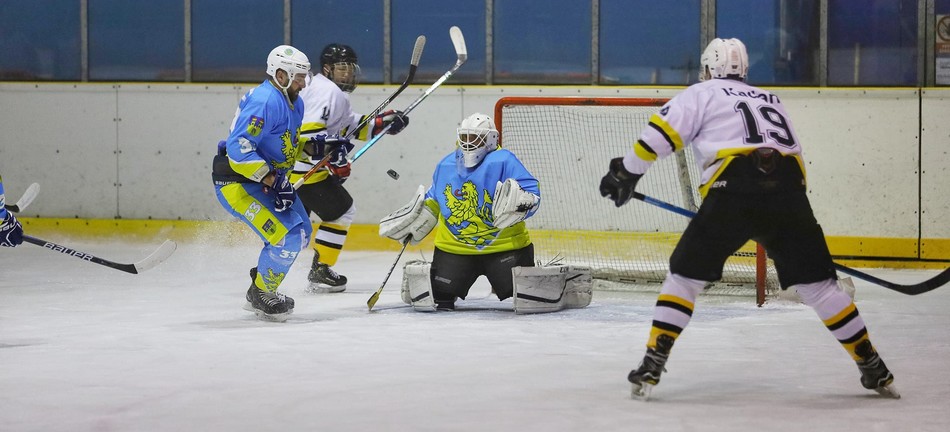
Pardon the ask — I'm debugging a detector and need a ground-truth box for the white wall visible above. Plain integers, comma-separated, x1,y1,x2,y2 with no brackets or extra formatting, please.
0,83,947,242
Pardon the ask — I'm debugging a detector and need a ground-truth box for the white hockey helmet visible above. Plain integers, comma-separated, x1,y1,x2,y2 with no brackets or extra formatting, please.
700,38,748,81
266,45,311,90
457,113,499,168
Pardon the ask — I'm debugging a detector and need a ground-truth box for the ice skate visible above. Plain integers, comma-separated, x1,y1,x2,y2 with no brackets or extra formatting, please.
855,340,900,399
628,334,674,401
307,254,347,293
243,267,294,322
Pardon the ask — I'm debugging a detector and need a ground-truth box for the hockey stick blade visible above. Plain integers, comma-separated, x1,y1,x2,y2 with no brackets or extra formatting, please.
450,25,468,63
351,27,467,163
367,239,411,311
4,182,40,213
833,265,950,296
22,235,177,274
629,192,950,295
292,35,425,190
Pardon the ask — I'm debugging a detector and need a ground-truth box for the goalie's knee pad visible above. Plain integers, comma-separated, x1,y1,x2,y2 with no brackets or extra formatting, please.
512,265,593,315
401,260,436,312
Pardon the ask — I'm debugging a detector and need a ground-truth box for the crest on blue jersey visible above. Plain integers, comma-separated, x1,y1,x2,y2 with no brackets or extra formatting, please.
247,116,264,137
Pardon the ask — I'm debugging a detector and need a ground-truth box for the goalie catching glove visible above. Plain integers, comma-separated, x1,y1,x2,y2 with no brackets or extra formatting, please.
599,157,642,207
379,185,437,245
492,178,540,230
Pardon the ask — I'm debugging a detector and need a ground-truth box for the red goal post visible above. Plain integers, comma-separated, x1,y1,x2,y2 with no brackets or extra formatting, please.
494,96,774,305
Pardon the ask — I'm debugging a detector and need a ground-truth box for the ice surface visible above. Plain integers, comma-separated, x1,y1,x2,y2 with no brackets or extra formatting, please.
1,239,948,431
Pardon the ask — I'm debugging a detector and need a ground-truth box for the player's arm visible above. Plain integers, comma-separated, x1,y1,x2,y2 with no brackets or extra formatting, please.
600,91,698,207
224,97,275,183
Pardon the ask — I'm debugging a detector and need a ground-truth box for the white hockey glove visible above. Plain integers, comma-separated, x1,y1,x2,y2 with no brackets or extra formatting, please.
379,185,437,245
492,178,540,230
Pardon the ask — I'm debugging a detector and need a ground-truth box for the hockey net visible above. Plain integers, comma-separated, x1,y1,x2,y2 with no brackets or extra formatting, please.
494,97,779,304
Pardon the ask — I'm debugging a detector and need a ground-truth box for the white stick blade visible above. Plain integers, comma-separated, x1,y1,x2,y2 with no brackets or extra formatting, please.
13,182,40,211
411,35,426,66
133,240,177,273
449,26,467,62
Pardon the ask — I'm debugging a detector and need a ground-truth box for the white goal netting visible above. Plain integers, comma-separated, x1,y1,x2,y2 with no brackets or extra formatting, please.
494,97,779,303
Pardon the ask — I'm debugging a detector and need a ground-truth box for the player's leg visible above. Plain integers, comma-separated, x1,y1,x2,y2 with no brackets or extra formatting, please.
483,243,535,300
763,191,898,397
295,180,354,293
215,183,311,322
629,192,754,398
429,247,480,310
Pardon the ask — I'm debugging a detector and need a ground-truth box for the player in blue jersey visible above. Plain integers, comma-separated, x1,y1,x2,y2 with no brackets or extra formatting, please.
211,45,316,322
0,175,25,248
379,113,542,310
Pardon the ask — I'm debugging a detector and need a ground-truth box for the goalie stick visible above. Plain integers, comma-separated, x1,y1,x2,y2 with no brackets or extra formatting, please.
629,191,950,295
22,235,177,275
4,182,40,213
366,238,411,311
293,35,427,189
349,25,468,163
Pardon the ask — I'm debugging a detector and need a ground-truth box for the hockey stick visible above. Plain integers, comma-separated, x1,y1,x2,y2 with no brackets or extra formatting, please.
349,25,468,163
367,238,411,311
22,235,177,274
292,35,427,189
4,182,40,213
627,191,950,295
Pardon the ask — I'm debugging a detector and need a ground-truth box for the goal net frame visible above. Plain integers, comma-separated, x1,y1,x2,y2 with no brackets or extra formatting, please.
494,96,775,305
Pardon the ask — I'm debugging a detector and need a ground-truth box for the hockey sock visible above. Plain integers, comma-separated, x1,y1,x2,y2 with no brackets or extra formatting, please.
796,279,871,360
256,225,307,292
646,273,705,350
313,221,349,266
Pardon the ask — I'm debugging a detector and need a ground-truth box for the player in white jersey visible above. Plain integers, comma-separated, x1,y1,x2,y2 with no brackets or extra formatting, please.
599,38,898,399
290,43,408,293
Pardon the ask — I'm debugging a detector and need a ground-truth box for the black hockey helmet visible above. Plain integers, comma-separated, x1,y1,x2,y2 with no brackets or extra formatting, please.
320,43,360,93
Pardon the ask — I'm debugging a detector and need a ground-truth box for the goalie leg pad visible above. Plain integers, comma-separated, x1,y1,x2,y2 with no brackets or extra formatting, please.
563,265,593,308
402,260,436,312
512,265,592,314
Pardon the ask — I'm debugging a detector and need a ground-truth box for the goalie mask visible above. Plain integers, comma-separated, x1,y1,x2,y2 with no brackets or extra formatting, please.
266,45,311,91
457,113,499,168
321,43,361,93
700,38,748,82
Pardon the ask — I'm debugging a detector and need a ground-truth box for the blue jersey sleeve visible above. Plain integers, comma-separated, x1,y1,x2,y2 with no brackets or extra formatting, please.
0,177,8,221
225,87,273,182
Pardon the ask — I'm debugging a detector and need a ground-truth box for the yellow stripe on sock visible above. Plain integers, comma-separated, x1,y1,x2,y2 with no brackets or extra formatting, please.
822,303,857,327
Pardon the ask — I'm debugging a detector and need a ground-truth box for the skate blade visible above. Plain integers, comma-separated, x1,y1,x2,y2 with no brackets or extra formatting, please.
631,382,654,401
307,282,346,294
243,302,293,322
874,383,901,399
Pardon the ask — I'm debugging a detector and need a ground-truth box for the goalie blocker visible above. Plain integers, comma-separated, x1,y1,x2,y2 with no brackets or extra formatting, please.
400,261,592,314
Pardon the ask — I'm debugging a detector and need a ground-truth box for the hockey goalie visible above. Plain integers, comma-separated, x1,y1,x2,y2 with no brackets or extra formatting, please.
378,112,592,314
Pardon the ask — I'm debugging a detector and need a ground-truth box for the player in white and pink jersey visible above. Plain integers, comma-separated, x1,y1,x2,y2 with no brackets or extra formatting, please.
599,38,898,400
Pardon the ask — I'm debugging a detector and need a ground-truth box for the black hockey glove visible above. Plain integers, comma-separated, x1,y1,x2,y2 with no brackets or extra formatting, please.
599,157,642,207
0,212,24,247
374,110,409,135
264,170,296,212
